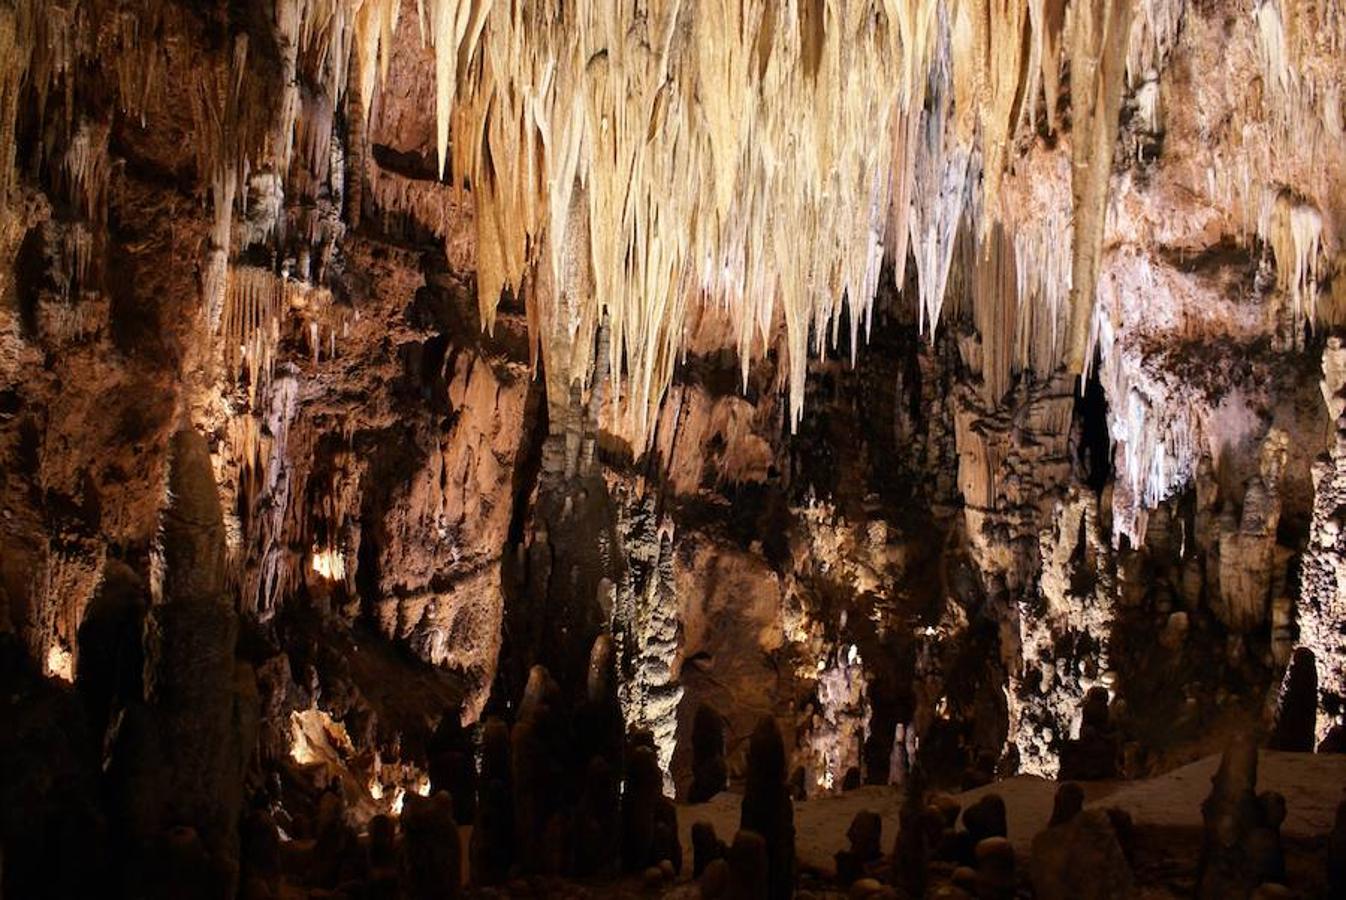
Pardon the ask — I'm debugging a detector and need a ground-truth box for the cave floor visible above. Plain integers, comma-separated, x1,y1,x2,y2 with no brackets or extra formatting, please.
662,750,1346,898
284,751,1346,899
677,751,1346,868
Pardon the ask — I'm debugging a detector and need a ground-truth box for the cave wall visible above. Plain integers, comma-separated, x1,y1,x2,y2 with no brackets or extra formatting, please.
0,8,1343,893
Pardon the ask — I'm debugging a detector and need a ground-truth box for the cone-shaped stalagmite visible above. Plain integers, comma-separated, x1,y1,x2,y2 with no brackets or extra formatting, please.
401,790,461,899
470,718,513,884
740,716,795,900
690,702,729,802
1196,736,1286,898
1270,648,1318,752
117,428,253,899
512,665,570,873
574,634,624,874
622,729,665,871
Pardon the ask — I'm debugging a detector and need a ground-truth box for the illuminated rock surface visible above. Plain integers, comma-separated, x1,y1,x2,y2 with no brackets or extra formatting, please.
0,0,1344,897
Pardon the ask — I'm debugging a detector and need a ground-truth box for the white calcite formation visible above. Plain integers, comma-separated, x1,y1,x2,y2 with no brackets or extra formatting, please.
1215,429,1290,634
1300,340,1346,742
805,643,871,793
1010,490,1116,777
614,493,684,791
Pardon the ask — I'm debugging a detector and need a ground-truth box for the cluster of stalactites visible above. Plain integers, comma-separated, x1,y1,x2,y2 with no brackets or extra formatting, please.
443,0,940,441
1251,0,1343,332
434,0,1159,442
223,266,286,407
222,264,347,405
0,0,1153,445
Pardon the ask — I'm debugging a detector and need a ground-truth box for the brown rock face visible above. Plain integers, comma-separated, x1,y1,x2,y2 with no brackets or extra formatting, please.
1,2,1345,897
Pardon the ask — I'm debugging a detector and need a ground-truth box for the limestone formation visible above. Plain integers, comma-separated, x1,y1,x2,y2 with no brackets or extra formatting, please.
400,790,461,900
470,718,513,885
1301,344,1346,741
727,830,770,900
974,836,1016,900
622,733,666,873
1013,489,1115,778
1030,808,1136,900
692,821,728,879
573,755,620,876
427,714,478,824
1196,737,1286,899
892,778,931,899
690,702,730,802
1215,430,1289,634
367,813,397,875
836,809,883,884
961,794,1007,845
653,795,684,876
1048,782,1084,827
1329,799,1346,898
119,428,251,898
741,717,796,900
1059,687,1120,781
1270,648,1319,752
1,2,1345,899
700,857,731,899
511,665,569,873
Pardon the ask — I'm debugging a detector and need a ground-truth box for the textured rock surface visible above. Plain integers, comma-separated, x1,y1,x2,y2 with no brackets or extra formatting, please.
0,1,1344,896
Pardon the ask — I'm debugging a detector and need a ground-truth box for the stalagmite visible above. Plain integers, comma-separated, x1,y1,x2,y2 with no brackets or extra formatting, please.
1299,339,1346,742
1011,490,1116,778
133,429,250,896
615,503,684,789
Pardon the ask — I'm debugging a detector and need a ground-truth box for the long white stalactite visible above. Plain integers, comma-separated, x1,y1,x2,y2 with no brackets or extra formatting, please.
432,0,1152,443
0,0,1340,466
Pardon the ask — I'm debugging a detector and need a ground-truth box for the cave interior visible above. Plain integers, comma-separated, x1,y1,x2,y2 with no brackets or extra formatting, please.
1,0,1346,898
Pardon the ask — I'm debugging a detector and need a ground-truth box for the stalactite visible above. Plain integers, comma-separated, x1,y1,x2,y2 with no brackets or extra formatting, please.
882,3,937,293
977,0,1033,229
221,265,348,408
0,4,30,217
1023,0,1069,133
909,5,972,338
287,278,351,366
33,538,106,684
60,120,110,224
1066,0,1134,374
1012,214,1071,376
222,265,284,405
443,0,942,441
972,222,1019,404
308,446,362,594
1261,187,1325,340
425,0,487,179
1126,0,1185,87
344,29,365,230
